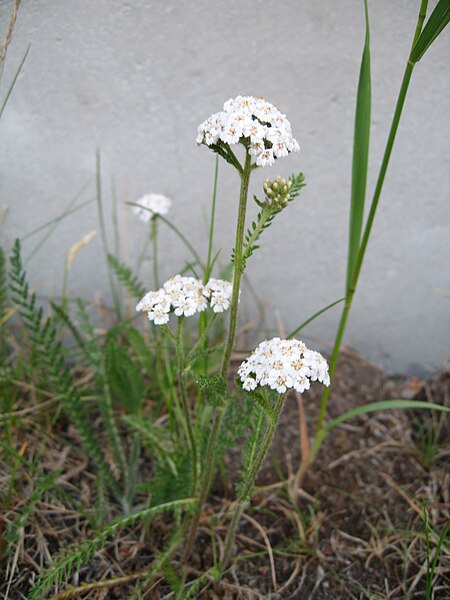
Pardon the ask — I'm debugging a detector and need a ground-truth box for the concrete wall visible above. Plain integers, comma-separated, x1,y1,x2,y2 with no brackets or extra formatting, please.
0,0,449,373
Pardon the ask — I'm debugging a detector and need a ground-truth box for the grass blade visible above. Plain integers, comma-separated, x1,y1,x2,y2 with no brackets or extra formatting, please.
127,202,204,272
325,399,450,433
410,0,450,63
346,0,371,293
0,44,29,122
96,150,121,318
287,297,345,339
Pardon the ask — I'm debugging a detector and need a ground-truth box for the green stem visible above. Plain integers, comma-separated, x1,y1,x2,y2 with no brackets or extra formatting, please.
96,150,121,319
313,0,429,446
205,156,219,281
187,313,219,366
182,150,253,561
175,317,198,493
100,379,127,479
198,156,220,380
151,217,159,289
220,393,286,572
157,213,204,272
220,150,252,378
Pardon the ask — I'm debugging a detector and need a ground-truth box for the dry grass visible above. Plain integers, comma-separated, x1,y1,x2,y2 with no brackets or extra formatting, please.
1,351,449,599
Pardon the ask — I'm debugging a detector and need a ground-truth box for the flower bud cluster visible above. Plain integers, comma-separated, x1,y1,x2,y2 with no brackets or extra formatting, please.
136,275,234,325
196,95,300,168
263,177,292,209
133,194,171,223
238,337,330,394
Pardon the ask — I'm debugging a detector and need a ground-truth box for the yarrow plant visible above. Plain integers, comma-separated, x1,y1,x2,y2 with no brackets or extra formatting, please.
133,193,171,222
179,95,326,573
12,4,450,597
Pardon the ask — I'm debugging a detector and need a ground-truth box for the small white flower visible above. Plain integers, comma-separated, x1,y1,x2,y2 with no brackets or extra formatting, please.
133,193,172,223
210,292,230,313
173,297,197,317
237,338,330,394
136,275,236,325
256,148,275,167
196,95,300,168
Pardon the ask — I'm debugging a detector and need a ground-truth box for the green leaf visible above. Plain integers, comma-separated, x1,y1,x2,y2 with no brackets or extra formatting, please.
240,383,272,419
325,400,450,433
195,373,228,407
105,338,144,414
236,403,267,500
126,327,155,374
27,498,196,600
410,0,450,63
149,450,193,507
107,254,146,300
347,0,371,294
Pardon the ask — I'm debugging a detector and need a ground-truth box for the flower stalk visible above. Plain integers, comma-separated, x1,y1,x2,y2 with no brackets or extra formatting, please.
175,316,198,493
182,149,253,561
219,392,287,572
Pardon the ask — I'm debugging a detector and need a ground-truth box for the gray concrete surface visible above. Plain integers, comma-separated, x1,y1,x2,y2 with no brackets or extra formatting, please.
0,0,449,373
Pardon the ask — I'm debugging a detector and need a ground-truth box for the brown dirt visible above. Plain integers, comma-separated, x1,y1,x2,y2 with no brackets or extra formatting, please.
1,350,449,599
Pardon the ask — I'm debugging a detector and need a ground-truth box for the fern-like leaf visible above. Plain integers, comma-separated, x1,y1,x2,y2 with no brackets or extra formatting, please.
194,373,229,407
76,300,128,479
108,254,146,300
237,172,306,269
184,567,219,599
7,472,60,552
235,403,267,500
50,301,89,358
0,246,7,314
27,498,196,600
9,240,121,500
123,414,174,466
105,335,144,414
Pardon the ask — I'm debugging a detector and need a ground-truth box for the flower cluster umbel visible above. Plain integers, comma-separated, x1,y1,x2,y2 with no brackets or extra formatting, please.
238,337,330,394
133,193,172,223
263,176,292,209
136,275,234,325
196,95,300,167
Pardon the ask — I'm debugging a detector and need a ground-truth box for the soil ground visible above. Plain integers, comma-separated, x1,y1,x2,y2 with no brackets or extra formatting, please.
1,350,449,599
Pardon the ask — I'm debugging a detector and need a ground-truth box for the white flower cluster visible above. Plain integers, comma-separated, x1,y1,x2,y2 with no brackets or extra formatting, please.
133,193,172,223
196,95,300,167
136,275,234,325
238,337,330,394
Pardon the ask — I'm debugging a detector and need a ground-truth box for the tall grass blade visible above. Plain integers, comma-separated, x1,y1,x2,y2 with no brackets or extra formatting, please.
346,0,371,293
324,399,450,433
287,297,345,339
96,150,121,318
0,44,29,121
410,0,450,63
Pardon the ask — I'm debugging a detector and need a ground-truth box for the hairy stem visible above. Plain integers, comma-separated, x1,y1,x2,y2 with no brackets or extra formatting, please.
182,150,253,561
220,393,286,571
176,317,198,493
151,217,159,289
